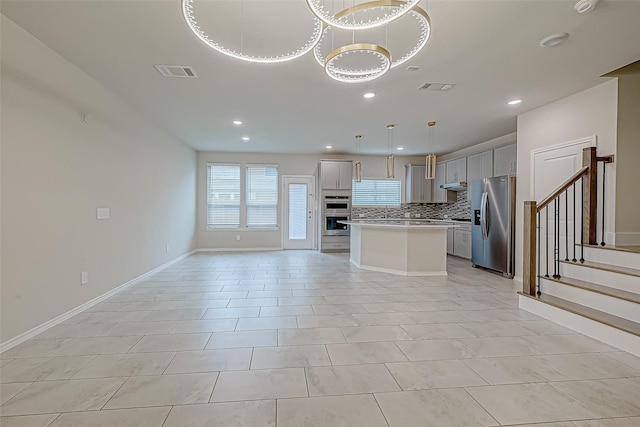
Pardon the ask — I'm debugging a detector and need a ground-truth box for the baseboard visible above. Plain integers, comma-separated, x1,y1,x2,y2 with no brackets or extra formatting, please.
615,232,640,246
196,247,282,252
351,260,447,277
0,250,196,354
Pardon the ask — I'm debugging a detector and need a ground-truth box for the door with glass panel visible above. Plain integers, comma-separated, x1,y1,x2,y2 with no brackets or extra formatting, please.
282,176,315,249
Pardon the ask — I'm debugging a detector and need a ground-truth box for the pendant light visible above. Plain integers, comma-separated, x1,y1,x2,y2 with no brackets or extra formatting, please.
386,124,395,178
354,135,363,183
425,121,437,179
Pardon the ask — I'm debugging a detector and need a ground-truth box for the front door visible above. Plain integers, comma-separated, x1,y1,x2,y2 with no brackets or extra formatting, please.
282,176,315,249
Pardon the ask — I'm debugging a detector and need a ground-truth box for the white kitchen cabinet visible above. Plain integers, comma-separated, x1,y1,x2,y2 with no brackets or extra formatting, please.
453,226,471,259
493,144,517,176
432,163,456,203
467,150,494,183
445,157,467,183
405,164,432,203
320,161,353,190
446,227,454,255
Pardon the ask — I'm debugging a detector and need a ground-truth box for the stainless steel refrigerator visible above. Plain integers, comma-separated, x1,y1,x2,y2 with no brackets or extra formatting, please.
470,175,516,278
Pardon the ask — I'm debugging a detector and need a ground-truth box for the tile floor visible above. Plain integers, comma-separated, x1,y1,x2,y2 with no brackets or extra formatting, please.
1,251,640,426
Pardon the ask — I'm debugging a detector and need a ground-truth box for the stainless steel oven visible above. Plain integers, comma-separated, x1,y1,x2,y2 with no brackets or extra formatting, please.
323,215,350,236
323,195,350,213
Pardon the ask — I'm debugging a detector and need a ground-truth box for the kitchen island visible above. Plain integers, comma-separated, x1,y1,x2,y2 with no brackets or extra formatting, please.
341,220,454,276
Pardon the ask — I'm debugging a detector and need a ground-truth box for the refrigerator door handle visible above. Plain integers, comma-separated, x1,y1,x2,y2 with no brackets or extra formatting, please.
480,192,488,240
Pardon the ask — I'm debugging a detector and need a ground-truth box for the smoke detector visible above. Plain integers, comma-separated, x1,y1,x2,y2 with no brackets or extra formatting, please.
574,0,599,14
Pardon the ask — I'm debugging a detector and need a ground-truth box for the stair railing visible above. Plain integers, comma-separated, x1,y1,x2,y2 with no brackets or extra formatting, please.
523,147,614,297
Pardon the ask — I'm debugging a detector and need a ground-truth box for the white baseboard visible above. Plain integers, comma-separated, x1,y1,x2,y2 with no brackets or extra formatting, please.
615,232,640,246
196,247,282,252
519,294,640,357
0,250,196,354
351,259,447,277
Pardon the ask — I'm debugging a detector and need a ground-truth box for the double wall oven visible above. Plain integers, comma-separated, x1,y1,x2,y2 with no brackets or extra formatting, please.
322,194,350,237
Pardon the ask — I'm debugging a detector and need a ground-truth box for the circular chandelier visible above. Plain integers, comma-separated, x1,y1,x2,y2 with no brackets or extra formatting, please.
181,0,432,83
181,0,323,64
314,3,431,82
306,0,421,31
325,43,392,83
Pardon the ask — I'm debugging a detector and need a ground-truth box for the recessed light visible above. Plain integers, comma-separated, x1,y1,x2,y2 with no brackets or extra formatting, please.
233,120,243,125
363,92,376,99
242,136,250,141
325,145,333,149
397,146,404,151
508,99,522,105
539,32,569,47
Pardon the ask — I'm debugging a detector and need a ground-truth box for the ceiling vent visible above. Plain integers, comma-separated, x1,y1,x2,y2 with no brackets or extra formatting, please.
406,66,420,72
418,82,456,91
153,64,198,78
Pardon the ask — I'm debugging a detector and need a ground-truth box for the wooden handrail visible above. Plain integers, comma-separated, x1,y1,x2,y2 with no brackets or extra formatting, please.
537,166,588,211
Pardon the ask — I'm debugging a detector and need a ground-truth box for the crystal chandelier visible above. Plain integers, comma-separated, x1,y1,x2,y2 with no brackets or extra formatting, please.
182,0,431,83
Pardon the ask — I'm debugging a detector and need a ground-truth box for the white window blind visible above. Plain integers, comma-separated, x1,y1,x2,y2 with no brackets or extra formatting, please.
352,179,401,206
246,165,278,228
207,164,240,228
288,183,308,239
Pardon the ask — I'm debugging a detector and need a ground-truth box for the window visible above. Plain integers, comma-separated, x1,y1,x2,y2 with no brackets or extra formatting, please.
352,178,401,206
206,163,279,229
246,165,278,228
207,164,240,228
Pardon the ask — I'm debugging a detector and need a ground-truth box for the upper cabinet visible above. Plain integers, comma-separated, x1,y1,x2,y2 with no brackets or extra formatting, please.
432,163,457,203
320,160,353,190
445,157,467,183
493,144,517,177
405,164,432,203
467,150,494,183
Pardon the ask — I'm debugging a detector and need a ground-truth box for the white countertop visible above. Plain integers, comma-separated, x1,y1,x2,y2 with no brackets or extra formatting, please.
340,220,454,229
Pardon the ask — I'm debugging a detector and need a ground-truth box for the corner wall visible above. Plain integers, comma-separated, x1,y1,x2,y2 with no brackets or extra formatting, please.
515,79,618,282
615,74,640,244
0,16,197,343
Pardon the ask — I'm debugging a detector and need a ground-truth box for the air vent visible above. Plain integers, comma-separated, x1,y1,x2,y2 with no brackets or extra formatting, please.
154,64,198,78
406,66,420,72
418,82,456,91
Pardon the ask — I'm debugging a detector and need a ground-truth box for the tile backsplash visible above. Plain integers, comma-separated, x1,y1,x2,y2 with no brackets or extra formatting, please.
352,191,471,220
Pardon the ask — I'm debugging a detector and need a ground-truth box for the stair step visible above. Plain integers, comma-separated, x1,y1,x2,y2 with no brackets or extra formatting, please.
585,243,640,254
518,292,640,337
544,276,640,304
580,245,640,271
560,259,640,277
559,260,640,294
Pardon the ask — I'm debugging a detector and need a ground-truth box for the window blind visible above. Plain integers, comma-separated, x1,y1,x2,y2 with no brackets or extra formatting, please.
207,164,240,228
352,178,401,206
246,165,278,228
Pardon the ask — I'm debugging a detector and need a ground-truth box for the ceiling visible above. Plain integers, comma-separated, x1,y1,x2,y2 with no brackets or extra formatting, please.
2,1,640,155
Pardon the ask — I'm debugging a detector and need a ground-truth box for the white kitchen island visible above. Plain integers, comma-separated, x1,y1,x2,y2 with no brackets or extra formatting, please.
343,220,453,276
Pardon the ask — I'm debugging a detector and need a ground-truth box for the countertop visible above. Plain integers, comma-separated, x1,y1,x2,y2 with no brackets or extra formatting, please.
340,220,455,229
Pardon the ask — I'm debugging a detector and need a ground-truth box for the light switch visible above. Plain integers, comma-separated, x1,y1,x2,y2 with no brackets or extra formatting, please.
97,207,110,220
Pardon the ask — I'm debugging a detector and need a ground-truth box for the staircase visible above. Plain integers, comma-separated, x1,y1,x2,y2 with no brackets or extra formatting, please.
518,148,640,356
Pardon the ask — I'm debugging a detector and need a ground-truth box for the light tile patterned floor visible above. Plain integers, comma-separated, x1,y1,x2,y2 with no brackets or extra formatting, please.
1,252,640,426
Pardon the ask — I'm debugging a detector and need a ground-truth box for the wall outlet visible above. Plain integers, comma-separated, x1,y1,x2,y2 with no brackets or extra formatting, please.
96,207,110,220
81,271,88,285
236,234,241,241
359,214,364,217
415,213,421,218
165,244,170,253
404,212,410,218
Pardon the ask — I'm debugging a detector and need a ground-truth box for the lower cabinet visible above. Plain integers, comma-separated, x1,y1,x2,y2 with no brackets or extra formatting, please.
453,226,471,259
446,228,454,255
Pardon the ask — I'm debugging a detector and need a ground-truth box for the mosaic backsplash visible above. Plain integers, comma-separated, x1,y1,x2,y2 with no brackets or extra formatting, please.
352,191,471,220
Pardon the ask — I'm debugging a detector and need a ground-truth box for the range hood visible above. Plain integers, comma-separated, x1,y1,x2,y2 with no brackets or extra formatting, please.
440,181,468,191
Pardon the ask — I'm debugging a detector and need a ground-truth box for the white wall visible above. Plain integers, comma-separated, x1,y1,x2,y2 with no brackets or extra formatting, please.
197,151,423,250
515,79,618,282
0,16,197,343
